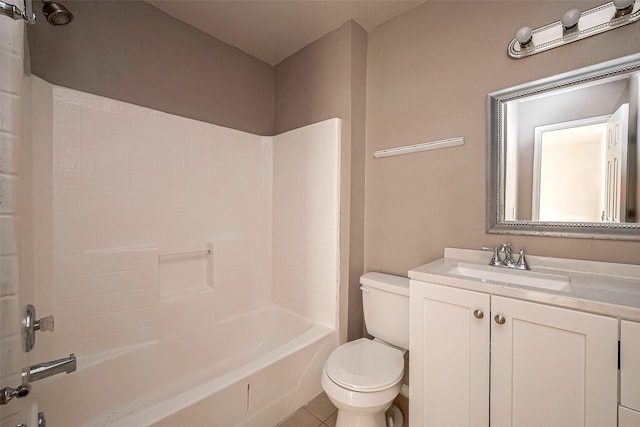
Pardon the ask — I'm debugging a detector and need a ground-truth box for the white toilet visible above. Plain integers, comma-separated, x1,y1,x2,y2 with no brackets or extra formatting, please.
321,272,409,427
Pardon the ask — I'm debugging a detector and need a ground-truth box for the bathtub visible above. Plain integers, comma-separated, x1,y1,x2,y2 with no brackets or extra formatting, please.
33,305,337,426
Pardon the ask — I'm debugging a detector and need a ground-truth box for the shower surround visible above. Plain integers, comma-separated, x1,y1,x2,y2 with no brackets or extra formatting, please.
26,78,340,425
0,13,29,427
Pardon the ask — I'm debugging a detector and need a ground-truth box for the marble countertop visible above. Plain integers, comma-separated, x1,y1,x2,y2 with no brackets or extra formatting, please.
409,248,640,322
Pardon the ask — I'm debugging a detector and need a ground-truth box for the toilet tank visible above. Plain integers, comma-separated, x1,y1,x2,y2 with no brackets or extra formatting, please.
360,272,410,350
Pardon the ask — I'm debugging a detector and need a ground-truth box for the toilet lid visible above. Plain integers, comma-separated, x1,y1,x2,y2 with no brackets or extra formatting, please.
325,338,404,392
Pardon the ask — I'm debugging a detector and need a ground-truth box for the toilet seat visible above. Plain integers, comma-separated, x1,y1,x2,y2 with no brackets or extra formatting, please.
325,338,404,392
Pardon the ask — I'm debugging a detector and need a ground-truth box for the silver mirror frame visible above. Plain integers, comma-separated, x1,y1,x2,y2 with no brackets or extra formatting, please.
487,53,640,240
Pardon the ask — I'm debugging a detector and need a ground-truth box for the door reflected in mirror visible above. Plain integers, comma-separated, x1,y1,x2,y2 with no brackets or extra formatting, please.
487,53,640,239
534,120,608,223
505,104,630,223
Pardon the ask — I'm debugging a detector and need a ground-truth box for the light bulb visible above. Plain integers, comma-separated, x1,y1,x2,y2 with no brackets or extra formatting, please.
613,0,634,10
515,26,533,45
562,8,581,29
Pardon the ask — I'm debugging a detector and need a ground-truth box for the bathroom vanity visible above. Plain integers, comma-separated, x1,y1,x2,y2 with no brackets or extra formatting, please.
409,248,640,427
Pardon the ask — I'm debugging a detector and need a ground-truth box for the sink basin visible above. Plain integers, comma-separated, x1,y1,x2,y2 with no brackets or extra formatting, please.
446,262,571,291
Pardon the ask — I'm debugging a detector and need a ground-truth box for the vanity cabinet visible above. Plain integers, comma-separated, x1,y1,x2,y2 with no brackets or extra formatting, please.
490,295,618,427
410,281,619,427
409,282,490,426
620,320,640,426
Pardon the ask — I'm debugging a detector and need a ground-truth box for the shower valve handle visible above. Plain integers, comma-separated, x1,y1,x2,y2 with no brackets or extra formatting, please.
22,305,55,353
34,315,55,332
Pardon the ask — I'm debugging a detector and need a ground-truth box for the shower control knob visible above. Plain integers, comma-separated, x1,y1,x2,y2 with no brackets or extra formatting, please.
34,315,55,332
22,305,55,353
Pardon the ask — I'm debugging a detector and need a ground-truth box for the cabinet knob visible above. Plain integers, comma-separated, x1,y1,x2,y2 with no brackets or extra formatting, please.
494,314,506,325
473,309,484,319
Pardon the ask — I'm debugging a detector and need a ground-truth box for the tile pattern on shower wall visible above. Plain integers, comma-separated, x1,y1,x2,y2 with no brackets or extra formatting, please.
36,83,272,357
272,119,340,328
0,15,24,425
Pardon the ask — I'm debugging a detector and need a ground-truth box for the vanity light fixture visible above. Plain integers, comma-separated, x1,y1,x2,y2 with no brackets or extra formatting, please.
508,0,640,59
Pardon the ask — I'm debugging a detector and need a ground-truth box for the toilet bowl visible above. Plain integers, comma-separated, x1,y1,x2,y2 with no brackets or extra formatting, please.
321,272,409,427
321,338,404,427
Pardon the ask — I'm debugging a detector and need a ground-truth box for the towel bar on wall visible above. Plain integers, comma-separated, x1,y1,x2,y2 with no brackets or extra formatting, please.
373,137,464,159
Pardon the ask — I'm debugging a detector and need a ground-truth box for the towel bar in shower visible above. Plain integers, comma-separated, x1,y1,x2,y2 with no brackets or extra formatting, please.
158,249,212,258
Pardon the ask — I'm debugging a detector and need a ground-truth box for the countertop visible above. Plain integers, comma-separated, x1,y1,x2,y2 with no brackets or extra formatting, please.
409,248,640,322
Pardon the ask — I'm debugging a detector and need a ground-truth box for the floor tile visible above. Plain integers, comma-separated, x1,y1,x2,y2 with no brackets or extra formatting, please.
323,411,337,427
277,408,323,427
305,392,337,421
278,391,409,427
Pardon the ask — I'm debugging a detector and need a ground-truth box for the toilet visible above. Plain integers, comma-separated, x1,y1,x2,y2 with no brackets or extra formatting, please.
321,272,409,427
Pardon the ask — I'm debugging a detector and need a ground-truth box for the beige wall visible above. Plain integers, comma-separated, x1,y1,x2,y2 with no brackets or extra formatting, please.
274,21,367,341
365,1,640,276
27,1,274,136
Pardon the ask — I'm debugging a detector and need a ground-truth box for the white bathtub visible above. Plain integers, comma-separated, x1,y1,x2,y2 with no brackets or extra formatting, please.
33,305,337,426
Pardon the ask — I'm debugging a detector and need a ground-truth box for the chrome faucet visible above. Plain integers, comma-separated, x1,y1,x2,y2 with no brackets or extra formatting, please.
482,243,530,270
1,354,76,405
22,353,76,383
499,243,516,267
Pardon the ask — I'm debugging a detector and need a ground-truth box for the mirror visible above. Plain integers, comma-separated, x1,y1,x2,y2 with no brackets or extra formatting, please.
487,53,640,239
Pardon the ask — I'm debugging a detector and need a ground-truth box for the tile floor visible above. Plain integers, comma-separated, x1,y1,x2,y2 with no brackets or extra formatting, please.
277,392,337,427
277,392,409,427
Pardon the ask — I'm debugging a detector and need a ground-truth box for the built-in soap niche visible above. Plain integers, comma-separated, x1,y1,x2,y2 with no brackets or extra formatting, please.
158,243,214,301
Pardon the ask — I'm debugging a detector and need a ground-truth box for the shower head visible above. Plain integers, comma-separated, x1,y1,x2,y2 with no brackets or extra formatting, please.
42,0,72,25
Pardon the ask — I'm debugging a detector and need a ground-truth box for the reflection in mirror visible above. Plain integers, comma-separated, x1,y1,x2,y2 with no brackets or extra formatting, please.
533,120,609,223
487,53,640,239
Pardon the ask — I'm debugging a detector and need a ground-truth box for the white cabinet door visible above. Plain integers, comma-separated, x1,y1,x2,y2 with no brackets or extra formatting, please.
619,406,640,427
409,281,490,427
621,320,640,411
491,296,618,427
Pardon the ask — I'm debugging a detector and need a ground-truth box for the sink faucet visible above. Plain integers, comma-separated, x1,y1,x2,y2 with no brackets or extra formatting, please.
500,243,516,267
482,243,529,270
22,353,76,383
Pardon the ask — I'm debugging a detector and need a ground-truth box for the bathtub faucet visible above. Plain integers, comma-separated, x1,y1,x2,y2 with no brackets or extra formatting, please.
22,353,77,383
